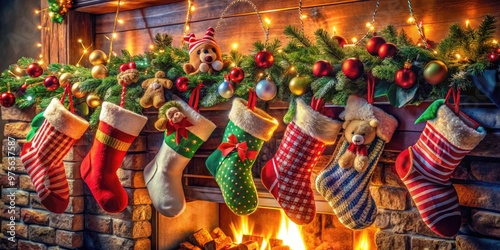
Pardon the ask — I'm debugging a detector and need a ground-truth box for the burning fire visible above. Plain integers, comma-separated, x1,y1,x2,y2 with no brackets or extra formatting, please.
355,230,370,250
229,210,306,250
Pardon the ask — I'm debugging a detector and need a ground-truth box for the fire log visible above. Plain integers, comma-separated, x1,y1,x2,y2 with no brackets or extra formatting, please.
242,235,263,247
226,240,259,250
180,242,202,250
188,228,213,247
204,235,233,250
269,238,284,247
210,227,227,239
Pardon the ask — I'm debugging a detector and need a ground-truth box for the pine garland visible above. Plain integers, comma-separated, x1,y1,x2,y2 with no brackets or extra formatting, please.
1,15,498,126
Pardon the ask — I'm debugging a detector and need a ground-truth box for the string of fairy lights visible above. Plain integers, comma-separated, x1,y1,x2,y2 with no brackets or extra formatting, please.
24,0,500,70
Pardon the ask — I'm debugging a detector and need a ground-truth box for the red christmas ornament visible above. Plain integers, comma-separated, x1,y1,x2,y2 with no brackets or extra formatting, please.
255,50,274,68
378,43,398,59
332,35,348,48
19,82,29,93
0,92,16,107
312,60,333,77
395,61,417,89
175,77,189,92
43,76,60,91
119,64,129,72
128,61,137,69
366,36,386,56
488,53,499,63
229,67,245,84
341,58,364,80
26,63,43,77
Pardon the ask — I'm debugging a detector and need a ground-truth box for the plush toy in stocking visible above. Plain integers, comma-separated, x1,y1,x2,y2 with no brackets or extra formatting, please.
206,97,278,216
316,95,398,229
144,97,216,217
21,87,89,213
261,98,342,225
396,88,486,236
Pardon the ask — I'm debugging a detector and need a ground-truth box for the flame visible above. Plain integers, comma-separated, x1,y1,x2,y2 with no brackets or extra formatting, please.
354,228,377,250
229,210,307,250
277,211,306,250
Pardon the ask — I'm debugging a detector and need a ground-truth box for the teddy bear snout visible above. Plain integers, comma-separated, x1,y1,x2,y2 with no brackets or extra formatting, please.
204,55,213,62
352,135,365,145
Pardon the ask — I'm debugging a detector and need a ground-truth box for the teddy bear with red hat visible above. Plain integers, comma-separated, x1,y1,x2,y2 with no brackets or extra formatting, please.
183,27,224,75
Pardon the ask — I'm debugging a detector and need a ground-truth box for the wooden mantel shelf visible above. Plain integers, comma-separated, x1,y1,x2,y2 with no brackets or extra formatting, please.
184,178,336,214
74,0,183,14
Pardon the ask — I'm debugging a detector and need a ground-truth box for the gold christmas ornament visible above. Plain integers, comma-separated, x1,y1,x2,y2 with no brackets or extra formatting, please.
423,60,448,85
59,72,72,87
91,64,109,79
71,82,86,98
289,76,308,96
89,50,108,66
86,94,103,108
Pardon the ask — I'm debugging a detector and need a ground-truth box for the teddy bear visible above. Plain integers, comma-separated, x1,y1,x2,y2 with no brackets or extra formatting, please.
140,71,173,109
338,118,379,172
183,27,223,75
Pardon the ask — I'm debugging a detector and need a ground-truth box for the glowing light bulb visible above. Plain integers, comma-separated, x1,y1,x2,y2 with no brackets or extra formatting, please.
365,22,372,28
49,12,53,17
433,50,438,54
231,63,236,67
493,39,498,44
351,37,358,43
259,72,264,77
333,26,337,35
112,33,117,38
37,43,42,47
301,14,307,20
149,44,155,49
27,96,33,101
290,66,296,72
83,49,88,53
39,54,43,58
455,53,461,59
78,38,82,43
117,19,124,24
191,5,195,11
15,67,21,73
185,25,190,31
265,18,271,25
34,9,40,14
37,25,43,29
466,20,470,28
277,49,283,53
232,43,238,50
407,17,415,24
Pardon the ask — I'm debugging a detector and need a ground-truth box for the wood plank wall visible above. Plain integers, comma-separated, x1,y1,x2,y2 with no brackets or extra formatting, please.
41,1,94,65
93,0,500,56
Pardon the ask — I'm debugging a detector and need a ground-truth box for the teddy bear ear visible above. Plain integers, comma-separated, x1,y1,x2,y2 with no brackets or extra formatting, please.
342,120,351,129
369,119,379,128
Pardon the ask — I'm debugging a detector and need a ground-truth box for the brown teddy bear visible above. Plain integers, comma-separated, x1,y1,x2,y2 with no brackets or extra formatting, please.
183,27,223,75
140,71,173,109
338,119,379,172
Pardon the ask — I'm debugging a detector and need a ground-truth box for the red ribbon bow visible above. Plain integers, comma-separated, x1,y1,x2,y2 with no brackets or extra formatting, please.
218,134,258,162
347,143,368,156
166,117,193,144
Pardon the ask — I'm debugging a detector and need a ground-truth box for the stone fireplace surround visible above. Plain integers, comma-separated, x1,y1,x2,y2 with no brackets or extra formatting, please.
0,102,499,250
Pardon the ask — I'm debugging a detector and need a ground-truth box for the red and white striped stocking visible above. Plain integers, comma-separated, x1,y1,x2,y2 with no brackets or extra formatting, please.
21,98,89,213
396,104,485,236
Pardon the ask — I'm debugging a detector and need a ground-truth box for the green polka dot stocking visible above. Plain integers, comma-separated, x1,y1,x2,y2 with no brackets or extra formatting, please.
206,98,278,216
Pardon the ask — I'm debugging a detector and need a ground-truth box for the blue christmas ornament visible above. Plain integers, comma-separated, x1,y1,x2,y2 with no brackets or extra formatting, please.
218,81,235,99
255,79,277,101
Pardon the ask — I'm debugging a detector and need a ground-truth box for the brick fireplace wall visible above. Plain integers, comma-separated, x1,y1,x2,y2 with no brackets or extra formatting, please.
0,103,499,250
0,107,153,250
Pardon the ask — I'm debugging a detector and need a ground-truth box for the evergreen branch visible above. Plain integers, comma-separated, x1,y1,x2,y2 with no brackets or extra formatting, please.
314,29,345,61
284,25,312,48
